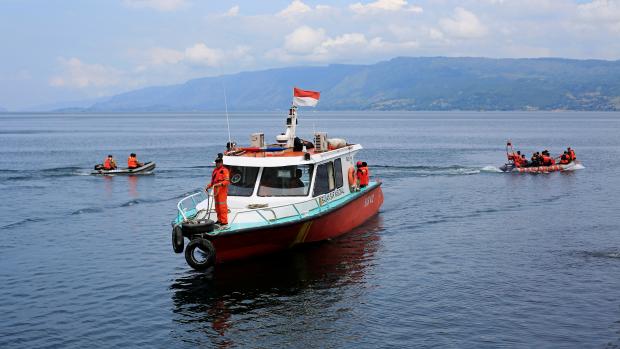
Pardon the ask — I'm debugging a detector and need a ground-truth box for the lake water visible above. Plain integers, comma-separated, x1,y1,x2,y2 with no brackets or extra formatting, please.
1,111,620,348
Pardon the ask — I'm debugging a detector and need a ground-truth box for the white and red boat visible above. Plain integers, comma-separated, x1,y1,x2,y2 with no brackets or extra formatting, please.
171,98,383,270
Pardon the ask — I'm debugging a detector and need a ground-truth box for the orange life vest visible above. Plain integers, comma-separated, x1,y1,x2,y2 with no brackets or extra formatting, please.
357,167,369,186
103,158,112,169
128,156,138,168
514,156,523,167
211,166,230,199
569,150,576,161
560,154,569,164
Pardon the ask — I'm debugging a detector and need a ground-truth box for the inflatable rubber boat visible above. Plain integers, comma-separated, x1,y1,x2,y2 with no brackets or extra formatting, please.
499,160,581,173
91,161,156,175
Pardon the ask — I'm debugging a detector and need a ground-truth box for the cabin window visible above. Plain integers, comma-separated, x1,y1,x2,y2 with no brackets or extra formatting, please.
334,158,343,188
313,162,336,196
227,166,259,197
257,165,314,197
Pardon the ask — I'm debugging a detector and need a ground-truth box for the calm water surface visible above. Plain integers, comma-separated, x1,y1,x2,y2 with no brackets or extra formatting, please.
1,111,620,348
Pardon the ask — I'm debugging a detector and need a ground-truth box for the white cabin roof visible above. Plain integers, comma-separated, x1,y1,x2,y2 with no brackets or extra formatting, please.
223,144,363,167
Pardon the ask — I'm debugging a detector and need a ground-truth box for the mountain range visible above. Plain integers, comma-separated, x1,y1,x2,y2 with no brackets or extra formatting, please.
64,57,620,112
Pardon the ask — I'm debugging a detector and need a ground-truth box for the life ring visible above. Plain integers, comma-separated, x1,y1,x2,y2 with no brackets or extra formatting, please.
347,166,356,187
184,238,216,271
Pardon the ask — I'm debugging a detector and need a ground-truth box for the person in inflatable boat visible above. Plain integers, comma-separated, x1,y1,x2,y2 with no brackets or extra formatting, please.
103,155,117,170
127,153,143,169
567,147,576,162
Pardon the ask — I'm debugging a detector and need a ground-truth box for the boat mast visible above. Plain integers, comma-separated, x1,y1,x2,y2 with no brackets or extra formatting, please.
276,105,298,147
286,105,298,148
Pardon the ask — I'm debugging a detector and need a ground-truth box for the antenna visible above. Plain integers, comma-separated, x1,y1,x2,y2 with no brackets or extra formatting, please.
223,82,231,144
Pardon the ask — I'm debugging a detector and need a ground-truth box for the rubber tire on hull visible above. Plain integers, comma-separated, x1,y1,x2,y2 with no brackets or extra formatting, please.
184,238,216,271
181,219,215,236
172,225,184,253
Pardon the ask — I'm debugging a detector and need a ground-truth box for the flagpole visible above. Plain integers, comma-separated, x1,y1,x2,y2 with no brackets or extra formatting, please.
223,82,231,145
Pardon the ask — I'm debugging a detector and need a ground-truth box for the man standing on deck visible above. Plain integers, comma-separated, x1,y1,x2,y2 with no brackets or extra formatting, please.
356,161,369,189
206,157,230,228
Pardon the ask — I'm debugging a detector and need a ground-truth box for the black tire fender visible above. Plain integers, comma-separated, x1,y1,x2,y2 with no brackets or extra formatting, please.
184,238,216,271
172,225,184,253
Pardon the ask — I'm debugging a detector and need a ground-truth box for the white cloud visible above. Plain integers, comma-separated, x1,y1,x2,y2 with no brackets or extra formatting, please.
350,0,423,14
284,26,327,54
138,43,252,68
225,5,240,17
577,0,620,22
148,47,185,65
318,33,368,54
278,0,312,16
184,43,223,66
50,58,122,88
439,7,488,39
274,27,419,63
122,0,187,11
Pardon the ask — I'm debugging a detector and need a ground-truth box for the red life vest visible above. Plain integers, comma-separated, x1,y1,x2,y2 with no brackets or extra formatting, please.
128,156,138,168
363,167,370,185
542,155,551,166
103,158,112,169
569,150,576,161
356,167,370,186
560,154,569,164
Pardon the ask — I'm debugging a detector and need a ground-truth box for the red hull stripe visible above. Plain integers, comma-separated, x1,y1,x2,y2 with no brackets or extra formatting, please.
294,87,320,100
211,184,384,264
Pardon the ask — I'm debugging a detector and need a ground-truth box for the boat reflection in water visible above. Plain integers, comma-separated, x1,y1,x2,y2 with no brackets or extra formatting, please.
170,215,383,347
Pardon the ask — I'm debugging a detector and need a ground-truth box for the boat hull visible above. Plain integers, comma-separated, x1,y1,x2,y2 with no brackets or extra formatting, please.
500,161,581,173
207,184,384,264
91,161,156,175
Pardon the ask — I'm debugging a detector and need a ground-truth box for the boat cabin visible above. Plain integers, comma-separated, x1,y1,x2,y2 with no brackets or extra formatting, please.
223,142,362,210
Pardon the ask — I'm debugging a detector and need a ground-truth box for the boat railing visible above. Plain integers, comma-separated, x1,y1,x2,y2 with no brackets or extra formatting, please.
177,190,209,221
228,196,324,226
176,190,328,226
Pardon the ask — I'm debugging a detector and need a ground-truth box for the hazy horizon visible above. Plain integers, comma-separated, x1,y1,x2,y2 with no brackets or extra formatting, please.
2,0,619,110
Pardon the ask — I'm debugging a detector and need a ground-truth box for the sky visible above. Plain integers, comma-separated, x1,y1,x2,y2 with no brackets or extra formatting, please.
1,0,619,110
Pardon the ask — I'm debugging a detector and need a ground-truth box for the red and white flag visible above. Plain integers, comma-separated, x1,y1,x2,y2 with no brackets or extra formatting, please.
293,87,320,107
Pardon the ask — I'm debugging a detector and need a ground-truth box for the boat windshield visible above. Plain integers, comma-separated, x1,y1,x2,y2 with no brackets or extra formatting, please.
258,165,314,197
227,166,260,197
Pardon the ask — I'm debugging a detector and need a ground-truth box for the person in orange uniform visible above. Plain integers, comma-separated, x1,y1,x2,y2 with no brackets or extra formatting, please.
567,147,576,162
356,161,370,189
127,153,143,169
560,152,570,164
103,155,117,170
541,150,555,166
362,162,371,185
507,149,523,167
206,157,230,227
